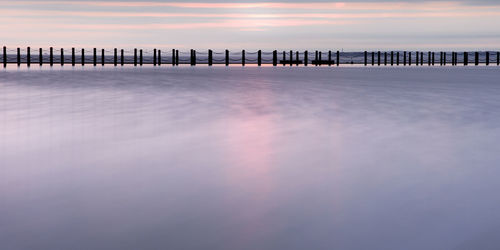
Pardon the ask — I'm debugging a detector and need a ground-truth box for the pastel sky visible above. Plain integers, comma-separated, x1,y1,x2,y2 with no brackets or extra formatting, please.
2,0,500,50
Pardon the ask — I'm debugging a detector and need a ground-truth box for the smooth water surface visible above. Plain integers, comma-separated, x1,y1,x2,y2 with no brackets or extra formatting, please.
1,67,500,250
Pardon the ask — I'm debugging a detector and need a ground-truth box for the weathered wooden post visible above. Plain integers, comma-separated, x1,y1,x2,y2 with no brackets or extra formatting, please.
153,49,157,66
364,51,367,66
319,51,322,65
81,49,85,66
225,49,229,66
409,52,412,66
114,48,117,66
208,49,213,66
290,50,293,66
17,48,20,66
404,51,407,66
296,51,299,66
101,49,105,66
27,47,31,67
282,51,286,66
377,51,381,66
176,50,179,66
71,48,75,66
336,51,340,66
475,52,479,66
314,50,318,66
242,50,246,66
372,52,375,66
391,51,394,66
497,52,500,66
486,51,489,66
328,50,332,66
258,50,262,66
397,52,400,65
93,48,97,66
49,47,54,66
383,52,387,65
304,50,308,66
2,46,6,68
273,50,277,66
464,51,468,66
443,52,446,66
60,48,64,66
40,48,43,66
428,52,431,66
121,49,124,66
193,49,196,66
431,52,435,66
440,52,443,65
171,49,175,66
140,49,143,66
134,49,137,66
416,51,419,66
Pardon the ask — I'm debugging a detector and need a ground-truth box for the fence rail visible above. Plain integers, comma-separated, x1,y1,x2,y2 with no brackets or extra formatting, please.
3,46,500,67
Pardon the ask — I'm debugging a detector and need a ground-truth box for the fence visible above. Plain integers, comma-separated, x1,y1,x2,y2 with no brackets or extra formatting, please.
3,47,500,67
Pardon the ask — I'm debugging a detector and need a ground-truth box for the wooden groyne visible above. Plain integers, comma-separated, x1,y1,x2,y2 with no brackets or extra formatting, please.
2,46,500,67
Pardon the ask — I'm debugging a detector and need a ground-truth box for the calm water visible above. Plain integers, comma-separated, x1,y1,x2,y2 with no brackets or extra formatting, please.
1,67,500,250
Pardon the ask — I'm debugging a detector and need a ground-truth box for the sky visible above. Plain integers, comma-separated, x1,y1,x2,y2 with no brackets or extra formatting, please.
2,0,500,50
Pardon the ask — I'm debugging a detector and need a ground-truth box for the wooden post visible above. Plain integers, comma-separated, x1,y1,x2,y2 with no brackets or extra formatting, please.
428,52,431,66
81,49,85,66
475,52,479,66
397,52,400,65
172,49,175,66
296,51,299,66
403,51,407,66
121,49,124,66
27,47,31,67
440,52,443,65
416,51,419,66
193,50,196,66
258,50,262,66
290,50,293,66
304,50,308,66
2,46,6,68
409,52,412,66
101,49,105,66
133,49,137,66
153,49,157,66
497,52,500,66
364,51,367,66
464,52,468,66
377,51,381,66
93,48,97,66
242,50,245,66
319,51,322,65
61,48,64,66
273,50,277,66
225,49,229,66
176,50,179,66
140,49,143,66
282,51,286,66
432,52,435,66
71,48,75,66
17,48,20,66
40,48,43,66
208,49,213,66
49,47,53,66
384,52,387,66
391,51,394,66
328,50,332,66
336,51,340,66
443,52,446,66
486,51,489,66
315,51,318,66
114,48,117,66
372,52,375,66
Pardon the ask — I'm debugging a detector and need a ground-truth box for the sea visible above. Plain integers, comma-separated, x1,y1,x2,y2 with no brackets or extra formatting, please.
1,66,500,250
